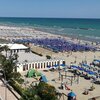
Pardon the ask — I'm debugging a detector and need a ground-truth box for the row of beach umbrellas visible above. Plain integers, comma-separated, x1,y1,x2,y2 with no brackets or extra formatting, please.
13,38,96,52
47,64,66,70
71,65,96,76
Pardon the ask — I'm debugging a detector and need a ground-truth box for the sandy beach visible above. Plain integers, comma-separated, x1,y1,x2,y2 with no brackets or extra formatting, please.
27,44,100,100
0,25,63,40
0,25,99,47
39,70,100,100
0,25,100,100
0,1,100,100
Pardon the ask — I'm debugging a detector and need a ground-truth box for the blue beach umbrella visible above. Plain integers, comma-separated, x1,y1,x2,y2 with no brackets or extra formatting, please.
60,64,66,67
88,71,95,75
85,69,90,73
94,59,100,62
78,67,84,71
41,75,48,82
68,91,76,97
82,64,90,68
71,65,78,69
53,64,59,68
47,65,51,68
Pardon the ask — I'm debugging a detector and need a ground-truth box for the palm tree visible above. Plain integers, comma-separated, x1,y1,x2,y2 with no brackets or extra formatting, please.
0,45,4,52
2,45,9,58
13,53,19,72
13,53,19,61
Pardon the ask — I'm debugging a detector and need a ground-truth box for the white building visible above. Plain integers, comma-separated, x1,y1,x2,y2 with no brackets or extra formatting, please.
17,59,65,72
0,43,65,72
16,50,65,72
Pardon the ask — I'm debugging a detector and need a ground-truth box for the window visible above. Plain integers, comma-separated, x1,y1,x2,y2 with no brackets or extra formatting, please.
23,65,26,71
47,62,48,66
44,63,45,68
26,64,28,70
63,61,65,64
41,63,42,68
32,63,34,68
29,64,31,69
57,61,60,65
55,62,56,65
52,62,53,66
49,62,51,66
38,63,40,69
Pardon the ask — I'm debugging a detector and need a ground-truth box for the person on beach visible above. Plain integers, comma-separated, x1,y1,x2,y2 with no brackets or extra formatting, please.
61,82,63,89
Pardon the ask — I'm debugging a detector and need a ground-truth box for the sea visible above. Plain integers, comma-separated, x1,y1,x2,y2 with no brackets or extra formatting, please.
0,17,100,42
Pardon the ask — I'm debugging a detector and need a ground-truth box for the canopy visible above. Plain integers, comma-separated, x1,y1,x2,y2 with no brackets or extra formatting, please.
54,64,59,67
27,69,42,77
68,91,76,97
47,65,51,68
60,64,66,67
78,67,84,71
82,63,90,68
71,65,78,69
88,71,96,75
54,64,65,67
9,44,28,50
41,75,48,82
94,59,100,62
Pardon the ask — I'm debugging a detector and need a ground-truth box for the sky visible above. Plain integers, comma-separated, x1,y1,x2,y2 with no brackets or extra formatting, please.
0,0,100,18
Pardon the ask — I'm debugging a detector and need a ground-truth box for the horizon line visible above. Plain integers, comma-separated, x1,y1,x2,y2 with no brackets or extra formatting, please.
0,16,100,19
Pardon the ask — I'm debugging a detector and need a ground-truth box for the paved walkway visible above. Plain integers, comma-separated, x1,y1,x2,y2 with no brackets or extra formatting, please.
0,80,18,100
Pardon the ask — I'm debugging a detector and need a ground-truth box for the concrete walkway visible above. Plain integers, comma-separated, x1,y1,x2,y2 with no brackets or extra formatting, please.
0,79,19,100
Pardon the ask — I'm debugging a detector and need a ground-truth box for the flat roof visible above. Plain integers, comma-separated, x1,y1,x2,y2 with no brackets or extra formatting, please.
17,51,64,64
0,43,28,50
17,51,46,63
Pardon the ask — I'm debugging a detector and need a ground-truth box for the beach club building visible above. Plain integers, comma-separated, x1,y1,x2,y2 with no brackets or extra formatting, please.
17,58,65,72
0,43,66,72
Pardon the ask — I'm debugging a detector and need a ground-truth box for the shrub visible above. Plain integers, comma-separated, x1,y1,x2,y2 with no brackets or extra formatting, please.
9,80,24,96
46,55,51,59
37,82,57,100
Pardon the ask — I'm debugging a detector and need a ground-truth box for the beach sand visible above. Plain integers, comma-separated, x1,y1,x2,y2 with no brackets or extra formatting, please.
30,44,100,64
0,25,100,100
23,45,100,100
40,70,100,100
29,45,100,100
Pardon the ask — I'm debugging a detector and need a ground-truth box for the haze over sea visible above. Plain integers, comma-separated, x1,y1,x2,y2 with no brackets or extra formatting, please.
0,17,100,42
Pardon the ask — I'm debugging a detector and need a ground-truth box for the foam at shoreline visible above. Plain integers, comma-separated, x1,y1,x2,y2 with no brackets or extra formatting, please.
0,25,100,50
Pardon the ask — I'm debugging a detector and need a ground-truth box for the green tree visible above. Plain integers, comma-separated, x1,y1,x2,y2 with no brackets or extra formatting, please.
37,82,57,100
2,45,9,58
0,45,4,52
46,55,51,59
20,82,58,100
1,58,15,79
0,53,6,64
20,88,41,100
12,53,19,72
0,51,21,81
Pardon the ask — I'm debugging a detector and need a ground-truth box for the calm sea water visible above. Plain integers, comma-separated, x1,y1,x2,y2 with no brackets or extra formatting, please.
0,17,100,42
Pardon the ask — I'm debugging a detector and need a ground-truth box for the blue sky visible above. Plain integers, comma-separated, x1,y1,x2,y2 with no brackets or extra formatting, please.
0,0,100,18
